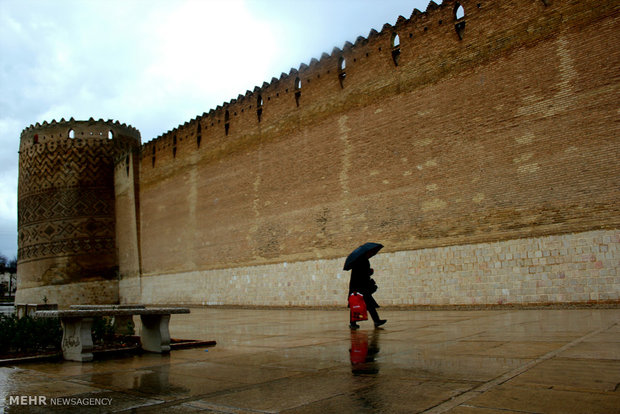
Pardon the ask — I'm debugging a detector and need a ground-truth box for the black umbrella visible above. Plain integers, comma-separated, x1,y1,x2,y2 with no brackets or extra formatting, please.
343,242,384,271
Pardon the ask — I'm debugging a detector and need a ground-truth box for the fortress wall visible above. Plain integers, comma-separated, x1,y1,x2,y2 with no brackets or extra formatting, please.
130,0,619,306
140,229,619,307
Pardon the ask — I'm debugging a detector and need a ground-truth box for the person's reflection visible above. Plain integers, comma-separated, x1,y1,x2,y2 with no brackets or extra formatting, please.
350,329,380,375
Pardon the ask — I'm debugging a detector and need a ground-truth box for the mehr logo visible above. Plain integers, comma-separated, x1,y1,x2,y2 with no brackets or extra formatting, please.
7,395,113,406
8,396,47,405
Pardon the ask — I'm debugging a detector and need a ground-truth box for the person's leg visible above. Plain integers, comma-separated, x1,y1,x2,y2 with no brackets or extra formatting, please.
368,306,386,327
368,306,380,323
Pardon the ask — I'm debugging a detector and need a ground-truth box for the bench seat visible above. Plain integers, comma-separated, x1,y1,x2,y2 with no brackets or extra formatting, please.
68,305,146,335
69,305,146,335
36,307,190,362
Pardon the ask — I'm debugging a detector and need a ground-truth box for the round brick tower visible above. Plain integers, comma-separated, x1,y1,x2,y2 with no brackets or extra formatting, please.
16,118,141,307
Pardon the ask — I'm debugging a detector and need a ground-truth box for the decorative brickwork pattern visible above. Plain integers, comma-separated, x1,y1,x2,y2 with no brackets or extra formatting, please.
16,119,140,305
18,140,116,262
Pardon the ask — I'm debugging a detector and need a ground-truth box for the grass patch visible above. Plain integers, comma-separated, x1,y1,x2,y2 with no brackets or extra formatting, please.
0,314,62,357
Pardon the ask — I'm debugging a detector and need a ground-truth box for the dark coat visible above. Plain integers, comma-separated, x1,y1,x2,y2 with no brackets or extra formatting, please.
348,258,380,309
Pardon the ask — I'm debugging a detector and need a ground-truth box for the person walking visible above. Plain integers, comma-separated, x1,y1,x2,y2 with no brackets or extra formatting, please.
347,249,387,330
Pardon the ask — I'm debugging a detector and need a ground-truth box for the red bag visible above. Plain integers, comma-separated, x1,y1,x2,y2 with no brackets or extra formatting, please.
349,292,368,321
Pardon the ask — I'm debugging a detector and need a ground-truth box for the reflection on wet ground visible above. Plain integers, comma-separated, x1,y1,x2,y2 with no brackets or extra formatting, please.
1,308,619,413
350,330,381,376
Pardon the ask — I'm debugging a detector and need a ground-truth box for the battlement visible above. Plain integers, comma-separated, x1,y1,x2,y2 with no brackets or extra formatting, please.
19,118,141,152
142,0,468,145
141,0,592,170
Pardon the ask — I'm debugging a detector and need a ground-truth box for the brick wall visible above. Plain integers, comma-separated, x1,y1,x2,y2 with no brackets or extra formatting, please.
123,0,619,306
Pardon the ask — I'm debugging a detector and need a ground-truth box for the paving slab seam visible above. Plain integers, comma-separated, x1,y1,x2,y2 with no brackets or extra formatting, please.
277,393,352,414
184,400,275,414
421,319,620,413
114,394,259,414
113,386,254,413
70,382,173,405
459,403,538,414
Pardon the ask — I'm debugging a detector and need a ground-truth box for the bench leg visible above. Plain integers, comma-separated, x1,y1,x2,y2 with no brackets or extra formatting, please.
60,317,94,362
112,315,135,335
140,314,171,353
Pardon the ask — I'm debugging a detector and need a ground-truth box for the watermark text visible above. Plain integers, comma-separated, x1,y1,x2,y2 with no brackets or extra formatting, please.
7,395,113,406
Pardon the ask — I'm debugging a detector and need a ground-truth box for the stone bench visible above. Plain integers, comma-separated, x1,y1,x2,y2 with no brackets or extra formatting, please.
35,307,190,362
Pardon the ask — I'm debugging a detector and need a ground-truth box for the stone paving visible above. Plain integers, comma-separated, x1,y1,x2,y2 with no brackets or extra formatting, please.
1,308,619,413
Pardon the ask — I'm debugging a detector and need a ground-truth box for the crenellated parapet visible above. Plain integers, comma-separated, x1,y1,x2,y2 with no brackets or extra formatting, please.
140,0,584,174
20,117,140,151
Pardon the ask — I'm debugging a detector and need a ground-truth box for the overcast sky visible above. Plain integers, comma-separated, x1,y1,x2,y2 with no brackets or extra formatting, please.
0,0,431,259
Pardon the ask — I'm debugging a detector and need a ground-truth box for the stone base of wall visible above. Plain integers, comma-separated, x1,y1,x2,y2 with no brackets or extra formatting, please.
135,229,619,307
14,280,119,309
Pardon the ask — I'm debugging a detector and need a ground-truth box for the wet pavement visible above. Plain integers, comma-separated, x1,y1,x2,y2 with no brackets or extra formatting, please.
1,308,619,413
